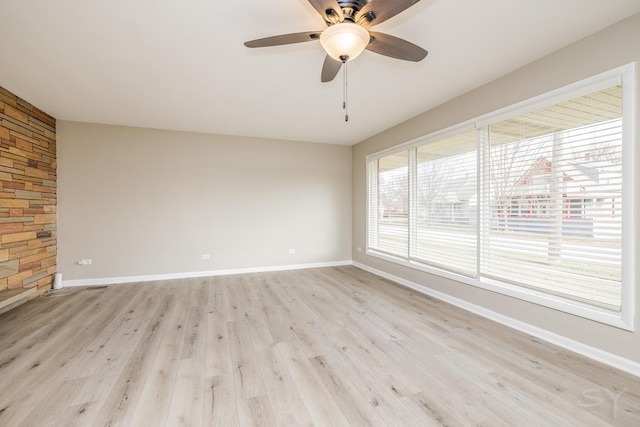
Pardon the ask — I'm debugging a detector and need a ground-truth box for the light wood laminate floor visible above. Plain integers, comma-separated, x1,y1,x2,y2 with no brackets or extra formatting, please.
0,266,639,426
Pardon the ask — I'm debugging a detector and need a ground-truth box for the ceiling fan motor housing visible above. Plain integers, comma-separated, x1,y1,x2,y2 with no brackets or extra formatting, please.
336,0,368,11
334,0,369,21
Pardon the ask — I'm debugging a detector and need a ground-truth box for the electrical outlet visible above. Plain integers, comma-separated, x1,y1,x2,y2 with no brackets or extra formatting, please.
201,254,210,260
288,248,296,254
77,259,92,265
357,247,362,252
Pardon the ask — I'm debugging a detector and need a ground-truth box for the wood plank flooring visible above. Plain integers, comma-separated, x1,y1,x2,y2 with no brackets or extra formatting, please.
0,266,639,426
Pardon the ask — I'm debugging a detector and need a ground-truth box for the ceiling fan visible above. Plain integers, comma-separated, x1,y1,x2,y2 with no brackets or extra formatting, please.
244,0,428,82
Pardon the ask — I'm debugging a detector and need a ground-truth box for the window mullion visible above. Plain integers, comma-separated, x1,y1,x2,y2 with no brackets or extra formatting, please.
409,148,417,260
478,126,490,279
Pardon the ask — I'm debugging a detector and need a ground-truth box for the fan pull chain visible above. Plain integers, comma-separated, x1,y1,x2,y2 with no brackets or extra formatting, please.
342,57,348,122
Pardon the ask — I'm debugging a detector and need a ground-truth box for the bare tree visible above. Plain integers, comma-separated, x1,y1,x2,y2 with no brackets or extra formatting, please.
379,167,408,216
416,157,453,226
563,118,623,165
489,136,550,230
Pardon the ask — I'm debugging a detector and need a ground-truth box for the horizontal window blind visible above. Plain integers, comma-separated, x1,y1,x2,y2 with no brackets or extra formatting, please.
367,74,630,319
481,86,623,310
368,151,409,259
414,130,478,276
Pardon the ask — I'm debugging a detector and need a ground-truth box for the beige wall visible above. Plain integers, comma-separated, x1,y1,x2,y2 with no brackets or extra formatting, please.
353,13,640,364
58,122,351,281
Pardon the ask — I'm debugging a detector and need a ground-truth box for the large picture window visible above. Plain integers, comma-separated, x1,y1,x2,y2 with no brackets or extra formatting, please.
481,86,623,310
367,66,634,328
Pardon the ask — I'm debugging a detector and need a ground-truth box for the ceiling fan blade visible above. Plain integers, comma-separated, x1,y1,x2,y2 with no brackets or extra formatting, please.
366,31,428,61
321,55,342,82
244,31,322,48
307,0,344,24
356,0,420,28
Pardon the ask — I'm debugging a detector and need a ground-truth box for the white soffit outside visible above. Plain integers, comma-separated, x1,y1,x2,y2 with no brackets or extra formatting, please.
0,0,639,146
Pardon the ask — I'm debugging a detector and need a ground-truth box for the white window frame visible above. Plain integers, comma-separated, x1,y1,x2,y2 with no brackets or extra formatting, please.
366,64,635,330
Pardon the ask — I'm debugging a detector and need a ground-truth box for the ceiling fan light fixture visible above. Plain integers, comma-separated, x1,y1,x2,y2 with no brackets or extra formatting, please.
320,22,369,62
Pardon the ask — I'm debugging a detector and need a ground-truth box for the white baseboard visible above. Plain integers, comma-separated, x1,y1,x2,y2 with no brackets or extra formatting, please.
353,261,640,378
62,260,353,287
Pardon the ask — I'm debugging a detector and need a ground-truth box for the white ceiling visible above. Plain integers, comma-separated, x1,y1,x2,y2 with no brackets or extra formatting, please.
1,0,639,146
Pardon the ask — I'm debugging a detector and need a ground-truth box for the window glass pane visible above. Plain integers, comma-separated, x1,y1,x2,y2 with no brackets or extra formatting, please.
368,151,409,258
414,131,477,276
482,86,623,309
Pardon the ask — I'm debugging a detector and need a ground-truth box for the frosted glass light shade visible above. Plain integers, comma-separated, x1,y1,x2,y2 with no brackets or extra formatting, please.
320,22,369,62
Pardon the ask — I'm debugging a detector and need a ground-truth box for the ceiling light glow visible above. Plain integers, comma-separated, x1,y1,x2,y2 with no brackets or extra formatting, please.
320,22,369,62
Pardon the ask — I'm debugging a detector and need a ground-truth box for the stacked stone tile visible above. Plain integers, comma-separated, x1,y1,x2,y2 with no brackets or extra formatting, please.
0,86,56,293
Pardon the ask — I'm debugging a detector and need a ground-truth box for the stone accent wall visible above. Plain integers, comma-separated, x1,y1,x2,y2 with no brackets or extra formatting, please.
0,86,56,292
